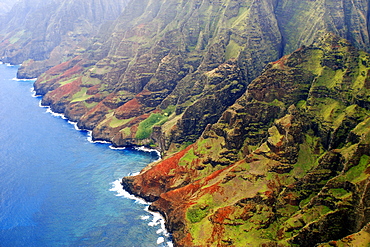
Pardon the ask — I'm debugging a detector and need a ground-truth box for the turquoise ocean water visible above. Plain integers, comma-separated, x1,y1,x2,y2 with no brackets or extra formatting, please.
0,64,172,246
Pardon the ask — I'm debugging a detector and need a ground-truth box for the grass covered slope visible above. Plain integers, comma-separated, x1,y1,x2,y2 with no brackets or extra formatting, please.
122,35,370,246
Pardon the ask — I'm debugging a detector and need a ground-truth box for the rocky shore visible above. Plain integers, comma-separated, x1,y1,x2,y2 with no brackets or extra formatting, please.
2,0,370,246
122,36,370,246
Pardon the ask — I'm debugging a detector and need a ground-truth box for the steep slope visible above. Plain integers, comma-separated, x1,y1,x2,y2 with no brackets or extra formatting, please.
122,35,370,246
0,0,128,77
30,0,370,154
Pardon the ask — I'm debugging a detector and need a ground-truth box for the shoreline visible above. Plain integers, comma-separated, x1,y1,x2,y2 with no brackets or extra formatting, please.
28,79,171,246
110,179,173,247
32,87,162,157
4,63,171,246
5,61,171,245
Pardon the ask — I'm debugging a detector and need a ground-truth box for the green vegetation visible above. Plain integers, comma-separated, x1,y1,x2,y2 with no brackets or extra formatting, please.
162,105,176,116
315,67,344,88
135,113,168,140
226,39,242,60
109,116,134,128
187,204,210,223
329,188,349,198
71,88,91,103
9,30,25,44
83,101,98,109
345,155,370,183
120,127,131,137
178,147,198,166
59,77,78,86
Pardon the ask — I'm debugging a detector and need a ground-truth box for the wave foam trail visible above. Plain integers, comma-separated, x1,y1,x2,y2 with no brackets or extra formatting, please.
134,146,161,161
12,77,37,82
110,180,173,246
109,145,126,150
109,180,147,205
157,237,165,244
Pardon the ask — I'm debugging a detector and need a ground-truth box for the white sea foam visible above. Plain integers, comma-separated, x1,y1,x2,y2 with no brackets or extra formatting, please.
109,145,126,150
134,146,161,161
110,179,173,246
144,206,170,239
140,215,150,220
147,209,163,227
12,77,37,82
32,89,41,98
109,179,148,204
85,130,113,144
45,107,67,119
157,237,165,244
67,120,81,131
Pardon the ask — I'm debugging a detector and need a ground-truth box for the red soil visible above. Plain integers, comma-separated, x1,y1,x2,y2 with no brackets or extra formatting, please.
47,77,82,102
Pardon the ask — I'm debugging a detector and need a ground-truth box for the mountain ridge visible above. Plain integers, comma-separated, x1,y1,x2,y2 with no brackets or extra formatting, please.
19,0,370,156
122,35,370,246
1,0,370,246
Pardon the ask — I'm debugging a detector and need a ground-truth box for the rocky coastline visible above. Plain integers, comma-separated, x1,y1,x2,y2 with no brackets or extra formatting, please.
2,0,370,246
121,36,370,246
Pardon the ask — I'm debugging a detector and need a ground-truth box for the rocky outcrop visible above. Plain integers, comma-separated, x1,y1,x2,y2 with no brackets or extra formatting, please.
122,36,370,246
26,0,370,154
3,0,370,245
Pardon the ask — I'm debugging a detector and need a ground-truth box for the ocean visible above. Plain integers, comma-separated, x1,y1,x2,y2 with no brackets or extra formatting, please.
0,64,172,246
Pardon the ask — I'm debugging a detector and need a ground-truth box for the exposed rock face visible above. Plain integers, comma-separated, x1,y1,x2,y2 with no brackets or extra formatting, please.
122,36,370,246
27,0,370,154
0,0,128,77
3,0,370,245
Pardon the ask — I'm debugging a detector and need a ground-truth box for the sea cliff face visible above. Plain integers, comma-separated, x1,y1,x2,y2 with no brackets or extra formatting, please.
122,35,370,246
2,0,370,246
0,0,128,78
26,0,370,155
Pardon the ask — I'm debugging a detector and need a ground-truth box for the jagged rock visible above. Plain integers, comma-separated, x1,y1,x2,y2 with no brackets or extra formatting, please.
5,0,370,152
122,36,370,246
3,0,370,244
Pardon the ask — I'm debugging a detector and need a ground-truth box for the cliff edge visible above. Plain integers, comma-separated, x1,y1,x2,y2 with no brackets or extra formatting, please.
122,35,370,246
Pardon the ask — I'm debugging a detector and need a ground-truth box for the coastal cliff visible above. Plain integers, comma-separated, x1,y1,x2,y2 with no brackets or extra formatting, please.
122,35,370,246
1,0,370,246
26,0,370,155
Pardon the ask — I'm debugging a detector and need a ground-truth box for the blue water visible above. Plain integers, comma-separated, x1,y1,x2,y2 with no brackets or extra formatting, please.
0,64,171,246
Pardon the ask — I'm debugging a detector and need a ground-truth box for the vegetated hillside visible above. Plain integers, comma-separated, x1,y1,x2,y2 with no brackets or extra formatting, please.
122,35,370,246
29,0,370,155
0,0,128,77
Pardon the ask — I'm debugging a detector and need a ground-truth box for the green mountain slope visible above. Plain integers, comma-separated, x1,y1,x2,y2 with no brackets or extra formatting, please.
2,1,370,245
122,34,370,246
27,0,370,154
